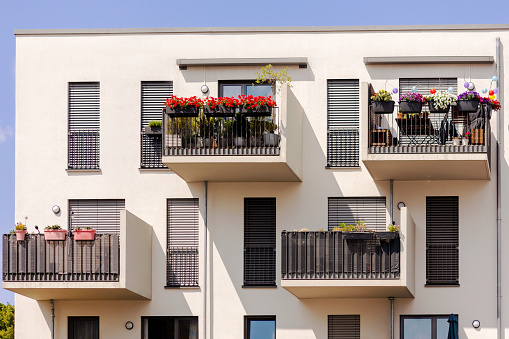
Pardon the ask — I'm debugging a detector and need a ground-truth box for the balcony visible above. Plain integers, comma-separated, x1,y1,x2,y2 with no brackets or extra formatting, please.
281,207,415,299
361,83,492,181
161,86,303,182
2,211,152,300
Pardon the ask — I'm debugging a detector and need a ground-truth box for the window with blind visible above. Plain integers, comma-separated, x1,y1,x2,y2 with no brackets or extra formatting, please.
327,79,359,168
399,78,457,96
141,81,173,169
328,315,360,339
328,197,387,231
68,82,100,170
142,316,198,339
69,199,125,234
244,198,276,287
68,317,99,339
426,196,459,285
167,199,199,287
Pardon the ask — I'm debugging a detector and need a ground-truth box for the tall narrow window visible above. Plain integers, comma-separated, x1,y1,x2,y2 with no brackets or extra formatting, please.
328,315,360,339
68,82,100,170
167,199,199,287
244,198,276,287
328,197,387,231
327,79,359,167
141,81,172,169
68,317,99,339
426,196,459,285
69,199,125,234
245,316,276,339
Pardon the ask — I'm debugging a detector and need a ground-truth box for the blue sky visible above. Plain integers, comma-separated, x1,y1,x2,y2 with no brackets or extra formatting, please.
0,0,508,305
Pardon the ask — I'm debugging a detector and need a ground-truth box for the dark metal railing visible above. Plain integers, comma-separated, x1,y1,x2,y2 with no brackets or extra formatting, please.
163,107,281,156
68,130,100,169
244,245,277,286
281,231,400,280
327,127,359,167
166,246,199,287
368,103,491,155
3,234,119,282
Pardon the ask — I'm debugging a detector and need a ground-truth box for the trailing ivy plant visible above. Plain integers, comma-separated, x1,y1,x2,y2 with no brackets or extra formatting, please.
254,64,293,94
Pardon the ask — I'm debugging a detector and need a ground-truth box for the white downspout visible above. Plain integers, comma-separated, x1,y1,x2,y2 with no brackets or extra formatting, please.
496,37,502,339
203,181,209,339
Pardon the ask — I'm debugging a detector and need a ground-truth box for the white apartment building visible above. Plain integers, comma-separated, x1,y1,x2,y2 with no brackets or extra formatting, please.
4,24,508,338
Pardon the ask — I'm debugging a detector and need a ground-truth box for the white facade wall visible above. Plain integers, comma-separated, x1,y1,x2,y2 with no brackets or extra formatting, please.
11,26,509,338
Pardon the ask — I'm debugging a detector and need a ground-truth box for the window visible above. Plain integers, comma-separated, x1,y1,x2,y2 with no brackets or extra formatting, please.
328,315,360,339
141,81,172,169
401,315,455,339
69,199,125,234
167,199,199,287
68,82,100,170
328,197,387,231
327,79,359,168
142,316,198,339
245,316,276,339
219,81,274,98
426,196,459,285
68,317,99,339
399,78,457,96
244,198,276,287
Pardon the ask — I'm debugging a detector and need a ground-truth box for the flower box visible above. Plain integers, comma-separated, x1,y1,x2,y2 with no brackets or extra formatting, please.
376,232,399,240
74,229,96,241
342,232,374,240
144,125,162,135
44,229,67,241
399,101,423,113
428,101,450,113
457,99,479,113
15,230,26,241
164,106,199,117
239,104,272,117
372,101,395,114
203,104,236,117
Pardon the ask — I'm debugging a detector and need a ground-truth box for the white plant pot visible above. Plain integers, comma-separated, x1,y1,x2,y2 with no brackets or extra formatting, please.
453,138,460,146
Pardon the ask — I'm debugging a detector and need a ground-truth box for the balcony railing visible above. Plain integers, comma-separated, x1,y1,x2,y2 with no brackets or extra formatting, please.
166,246,199,287
163,107,281,156
68,130,100,170
368,103,491,155
281,231,400,280
3,234,119,282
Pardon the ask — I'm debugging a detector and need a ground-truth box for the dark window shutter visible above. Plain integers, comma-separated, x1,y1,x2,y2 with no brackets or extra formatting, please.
244,198,276,286
68,82,100,170
328,197,387,231
141,81,173,169
328,315,360,339
167,199,199,287
69,199,125,234
426,196,459,285
327,79,359,167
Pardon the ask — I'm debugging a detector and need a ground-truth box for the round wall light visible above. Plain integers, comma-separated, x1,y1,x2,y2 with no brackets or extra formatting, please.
397,202,406,210
52,205,61,214
125,321,134,330
201,84,209,94
472,320,480,328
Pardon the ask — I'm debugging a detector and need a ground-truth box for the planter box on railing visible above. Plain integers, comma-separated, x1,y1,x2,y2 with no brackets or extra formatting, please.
281,231,400,280
399,101,423,113
203,104,236,117
239,104,273,117
372,101,395,114
15,230,26,241
74,229,96,241
164,106,199,117
144,126,162,135
44,230,67,241
457,99,479,113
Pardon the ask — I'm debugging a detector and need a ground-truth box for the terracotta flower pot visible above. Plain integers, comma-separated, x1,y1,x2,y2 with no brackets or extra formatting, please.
15,230,26,241
44,229,67,241
74,229,96,241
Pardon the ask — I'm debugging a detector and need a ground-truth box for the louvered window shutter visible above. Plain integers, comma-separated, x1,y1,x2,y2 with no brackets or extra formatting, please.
167,199,199,287
68,82,100,169
328,315,360,339
328,197,387,231
426,196,459,285
69,199,125,234
244,198,276,286
141,81,173,168
327,80,359,167
399,78,457,95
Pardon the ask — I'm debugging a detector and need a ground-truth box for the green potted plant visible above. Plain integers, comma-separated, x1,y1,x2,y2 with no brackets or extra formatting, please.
457,91,480,113
44,225,67,241
371,89,395,114
376,224,400,240
164,95,203,117
339,221,374,240
73,226,96,241
425,90,456,113
399,92,425,114
262,119,279,147
11,222,27,241
250,118,265,147
145,120,162,135
254,64,292,95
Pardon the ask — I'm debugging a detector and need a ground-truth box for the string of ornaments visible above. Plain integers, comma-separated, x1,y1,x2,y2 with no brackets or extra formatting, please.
388,76,498,97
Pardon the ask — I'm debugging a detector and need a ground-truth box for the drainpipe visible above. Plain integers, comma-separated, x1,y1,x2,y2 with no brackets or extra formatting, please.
389,297,394,339
496,37,501,339
203,181,208,339
390,179,394,223
50,299,55,339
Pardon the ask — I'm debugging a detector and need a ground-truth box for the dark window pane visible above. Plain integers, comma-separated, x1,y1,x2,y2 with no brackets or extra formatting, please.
249,319,275,339
403,318,432,339
68,317,99,339
178,318,198,339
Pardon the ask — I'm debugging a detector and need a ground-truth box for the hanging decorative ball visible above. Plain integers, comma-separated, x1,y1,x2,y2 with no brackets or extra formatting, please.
489,90,494,96
492,76,498,82
494,88,498,94
392,88,398,94
464,82,470,88
482,88,488,94
490,95,496,100
412,86,418,92
448,87,455,94
468,82,475,90
430,88,436,94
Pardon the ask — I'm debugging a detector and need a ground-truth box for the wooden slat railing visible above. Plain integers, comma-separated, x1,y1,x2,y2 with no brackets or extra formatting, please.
3,234,119,282
281,231,400,280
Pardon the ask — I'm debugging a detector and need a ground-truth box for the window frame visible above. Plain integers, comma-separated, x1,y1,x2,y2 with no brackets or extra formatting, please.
68,316,99,339
141,316,198,339
327,314,360,339
219,80,275,97
400,314,457,339
244,315,276,339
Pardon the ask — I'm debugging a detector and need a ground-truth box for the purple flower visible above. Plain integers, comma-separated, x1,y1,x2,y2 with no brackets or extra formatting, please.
398,92,425,103
457,91,480,100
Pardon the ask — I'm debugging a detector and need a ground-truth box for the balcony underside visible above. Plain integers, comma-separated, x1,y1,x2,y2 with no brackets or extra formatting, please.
2,282,149,300
282,280,413,298
363,153,490,181
162,157,301,182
